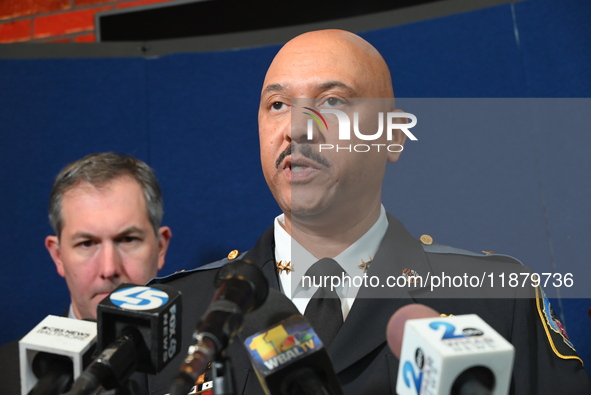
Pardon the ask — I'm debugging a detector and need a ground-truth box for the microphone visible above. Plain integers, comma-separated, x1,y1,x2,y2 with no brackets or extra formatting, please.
170,260,269,395
386,304,440,360
64,283,182,395
240,288,343,395
18,315,97,395
387,304,514,395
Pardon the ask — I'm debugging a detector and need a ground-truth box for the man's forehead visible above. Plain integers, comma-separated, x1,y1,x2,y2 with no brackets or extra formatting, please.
64,176,139,198
60,178,147,216
261,34,391,99
57,177,156,241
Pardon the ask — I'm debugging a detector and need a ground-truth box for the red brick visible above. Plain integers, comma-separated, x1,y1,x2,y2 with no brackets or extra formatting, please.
116,0,176,9
0,0,69,21
74,33,96,42
0,19,31,43
33,7,110,39
75,0,118,6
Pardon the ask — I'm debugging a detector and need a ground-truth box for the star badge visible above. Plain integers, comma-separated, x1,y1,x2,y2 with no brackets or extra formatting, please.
358,257,373,273
276,261,293,274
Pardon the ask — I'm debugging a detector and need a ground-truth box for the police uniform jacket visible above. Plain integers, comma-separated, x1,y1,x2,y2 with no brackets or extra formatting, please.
146,214,591,394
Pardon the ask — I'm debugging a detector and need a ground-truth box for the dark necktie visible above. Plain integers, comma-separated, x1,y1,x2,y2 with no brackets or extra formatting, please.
303,258,344,347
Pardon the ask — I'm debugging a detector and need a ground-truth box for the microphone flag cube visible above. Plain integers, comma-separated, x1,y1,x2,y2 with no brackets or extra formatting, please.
19,315,97,395
396,314,514,395
244,314,339,395
97,283,182,374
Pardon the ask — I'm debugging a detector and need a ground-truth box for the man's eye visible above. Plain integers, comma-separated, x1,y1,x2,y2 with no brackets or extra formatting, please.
271,102,286,111
78,240,95,248
119,237,138,244
324,97,342,107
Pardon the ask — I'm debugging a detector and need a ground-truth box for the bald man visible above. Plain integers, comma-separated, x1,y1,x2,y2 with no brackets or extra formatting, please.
147,30,590,394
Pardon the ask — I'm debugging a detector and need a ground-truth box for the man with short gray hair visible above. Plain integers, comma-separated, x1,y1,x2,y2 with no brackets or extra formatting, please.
0,152,172,393
45,152,172,320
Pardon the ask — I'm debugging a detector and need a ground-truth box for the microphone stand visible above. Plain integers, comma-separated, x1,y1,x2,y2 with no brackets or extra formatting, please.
211,354,236,395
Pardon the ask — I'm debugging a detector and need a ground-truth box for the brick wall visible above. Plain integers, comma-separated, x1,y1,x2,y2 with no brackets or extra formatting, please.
0,0,178,43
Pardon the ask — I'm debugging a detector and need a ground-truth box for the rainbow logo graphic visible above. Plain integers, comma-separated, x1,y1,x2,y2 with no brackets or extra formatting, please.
303,107,328,131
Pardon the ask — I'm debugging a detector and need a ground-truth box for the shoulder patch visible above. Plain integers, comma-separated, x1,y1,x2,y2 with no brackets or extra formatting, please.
148,251,248,284
535,286,582,364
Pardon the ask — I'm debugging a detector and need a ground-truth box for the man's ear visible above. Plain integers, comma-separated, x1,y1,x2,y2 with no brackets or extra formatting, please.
45,235,65,277
387,109,409,163
156,226,172,270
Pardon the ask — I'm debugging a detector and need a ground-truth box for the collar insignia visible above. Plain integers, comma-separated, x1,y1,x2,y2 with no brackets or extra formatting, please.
358,257,373,273
402,268,420,283
276,260,293,274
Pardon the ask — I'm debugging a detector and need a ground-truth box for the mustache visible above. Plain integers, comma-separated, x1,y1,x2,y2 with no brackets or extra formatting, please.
275,144,331,169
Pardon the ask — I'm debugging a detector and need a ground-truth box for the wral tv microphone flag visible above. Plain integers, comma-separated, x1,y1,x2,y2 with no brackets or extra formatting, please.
244,314,340,394
97,283,182,375
396,314,514,395
246,315,321,372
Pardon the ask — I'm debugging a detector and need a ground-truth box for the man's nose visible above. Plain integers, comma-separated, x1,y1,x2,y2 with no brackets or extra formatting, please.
289,108,321,144
98,242,122,280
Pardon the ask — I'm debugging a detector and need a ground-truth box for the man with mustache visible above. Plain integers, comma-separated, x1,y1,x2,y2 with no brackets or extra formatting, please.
147,30,590,394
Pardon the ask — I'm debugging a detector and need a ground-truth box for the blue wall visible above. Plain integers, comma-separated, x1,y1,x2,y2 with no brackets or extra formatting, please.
1,0,590,372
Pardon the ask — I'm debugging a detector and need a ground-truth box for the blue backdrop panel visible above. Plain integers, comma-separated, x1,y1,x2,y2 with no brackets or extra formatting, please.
0,58,149,337
0,0,589,376
365,4,527,98
515,0,591,97
144,48,280,269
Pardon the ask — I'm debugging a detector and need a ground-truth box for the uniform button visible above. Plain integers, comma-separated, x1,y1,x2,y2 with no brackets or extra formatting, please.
420,234,433,245
227,249,239,260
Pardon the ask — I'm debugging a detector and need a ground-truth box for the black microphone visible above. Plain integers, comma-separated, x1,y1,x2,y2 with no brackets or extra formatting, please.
18,315,97,395
64,283,182,395
29,353,74,395
239,288,343,395
170,259,269,395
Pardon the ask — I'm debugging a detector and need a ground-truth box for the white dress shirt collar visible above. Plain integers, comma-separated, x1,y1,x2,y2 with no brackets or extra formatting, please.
274,205,388,319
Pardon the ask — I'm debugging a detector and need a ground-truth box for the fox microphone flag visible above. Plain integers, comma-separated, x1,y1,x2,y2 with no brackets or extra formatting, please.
65,283,181,395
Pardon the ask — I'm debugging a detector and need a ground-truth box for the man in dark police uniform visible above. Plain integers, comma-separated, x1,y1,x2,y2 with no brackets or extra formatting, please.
147,30,591,394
